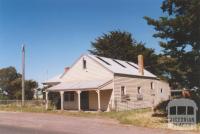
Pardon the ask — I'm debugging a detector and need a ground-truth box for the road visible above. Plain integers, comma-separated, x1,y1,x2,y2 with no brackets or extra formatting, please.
0,111,197,134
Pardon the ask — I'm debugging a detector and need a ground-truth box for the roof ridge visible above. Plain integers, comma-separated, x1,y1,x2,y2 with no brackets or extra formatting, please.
88,54,139,65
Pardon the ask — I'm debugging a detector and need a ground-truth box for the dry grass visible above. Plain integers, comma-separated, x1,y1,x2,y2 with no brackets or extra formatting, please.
0,104,47,113
101,109,168,128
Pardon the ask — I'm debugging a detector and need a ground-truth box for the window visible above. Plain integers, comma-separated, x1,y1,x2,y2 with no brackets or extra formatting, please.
137,87,141,94
137,87,143,100
150,82,154,90
64,92,74,102
83,58,87,69
121,86,126,96
160,88,163,93
121,86,130,102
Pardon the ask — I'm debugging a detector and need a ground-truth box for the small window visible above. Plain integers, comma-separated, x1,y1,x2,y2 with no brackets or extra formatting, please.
121,86,126,96
150,82,154,90
137,87,141,94
83,58,87,69
137,87,143,100
64,92,74,102
160,88,163,93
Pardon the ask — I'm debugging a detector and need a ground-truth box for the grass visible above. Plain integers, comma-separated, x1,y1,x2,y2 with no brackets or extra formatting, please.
0,104,48,113
101,109,167,128
0,104,199,132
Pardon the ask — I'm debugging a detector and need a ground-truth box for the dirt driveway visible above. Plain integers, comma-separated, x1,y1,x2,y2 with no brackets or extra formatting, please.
0,111,197,134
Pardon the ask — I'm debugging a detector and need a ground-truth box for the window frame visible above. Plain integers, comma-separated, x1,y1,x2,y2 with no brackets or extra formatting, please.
137,86,143,101
121,86,126,96
150,82,154,90
137,86,141,94
160,88,163,93
83,58,87,69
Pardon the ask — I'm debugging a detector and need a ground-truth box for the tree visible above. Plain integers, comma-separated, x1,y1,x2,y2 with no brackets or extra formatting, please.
89,30,161,77
144,0,200,89
89,31,135,61
0,67,38,100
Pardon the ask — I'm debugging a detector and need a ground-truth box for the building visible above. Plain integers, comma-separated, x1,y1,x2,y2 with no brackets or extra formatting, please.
43,54,171,111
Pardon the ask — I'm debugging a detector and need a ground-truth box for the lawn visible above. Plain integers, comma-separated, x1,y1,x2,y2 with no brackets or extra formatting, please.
0,104,199,132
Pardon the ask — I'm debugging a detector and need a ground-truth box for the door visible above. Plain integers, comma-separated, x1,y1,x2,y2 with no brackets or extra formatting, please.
81,91,89,110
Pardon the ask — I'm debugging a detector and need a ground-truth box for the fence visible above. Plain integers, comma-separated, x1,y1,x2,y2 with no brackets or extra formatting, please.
0,100,46,107
114,100,152,111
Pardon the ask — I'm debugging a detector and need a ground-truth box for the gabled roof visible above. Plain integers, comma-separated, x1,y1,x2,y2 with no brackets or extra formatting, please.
88,54,157,78
44,54,157,85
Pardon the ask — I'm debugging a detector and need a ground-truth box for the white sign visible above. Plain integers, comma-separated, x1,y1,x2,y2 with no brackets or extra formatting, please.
166,98,198,130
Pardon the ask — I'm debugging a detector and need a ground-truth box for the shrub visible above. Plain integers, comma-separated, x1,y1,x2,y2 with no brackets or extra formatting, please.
153,100,169,117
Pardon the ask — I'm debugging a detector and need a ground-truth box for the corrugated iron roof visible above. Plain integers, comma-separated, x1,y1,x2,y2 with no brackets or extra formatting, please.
88,54,157,78
43,74,63,84
47,79,112,91
44,54,157,85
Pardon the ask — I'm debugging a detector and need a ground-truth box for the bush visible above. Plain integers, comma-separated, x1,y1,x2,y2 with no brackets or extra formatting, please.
153,100,169,117
48,92,60,109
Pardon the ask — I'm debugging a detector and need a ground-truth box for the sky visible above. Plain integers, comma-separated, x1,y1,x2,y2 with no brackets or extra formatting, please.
0,0,164,85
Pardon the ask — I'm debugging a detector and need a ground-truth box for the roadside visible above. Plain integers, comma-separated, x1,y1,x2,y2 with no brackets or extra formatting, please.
0,111,198,134
0,105,199,133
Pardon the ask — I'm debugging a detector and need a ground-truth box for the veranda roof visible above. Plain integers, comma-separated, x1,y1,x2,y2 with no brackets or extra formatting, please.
47,79,112,92
43,73,63,84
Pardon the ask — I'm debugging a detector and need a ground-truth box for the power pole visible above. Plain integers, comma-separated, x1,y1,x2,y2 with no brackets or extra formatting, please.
22,45,25,106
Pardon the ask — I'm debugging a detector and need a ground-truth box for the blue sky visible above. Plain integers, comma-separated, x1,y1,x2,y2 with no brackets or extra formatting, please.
0,0,163,85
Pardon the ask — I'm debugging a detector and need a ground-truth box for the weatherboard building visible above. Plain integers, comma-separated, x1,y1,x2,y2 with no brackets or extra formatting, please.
43,54,171,111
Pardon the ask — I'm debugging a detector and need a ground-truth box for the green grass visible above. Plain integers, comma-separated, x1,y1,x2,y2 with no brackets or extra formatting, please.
0,104,199,132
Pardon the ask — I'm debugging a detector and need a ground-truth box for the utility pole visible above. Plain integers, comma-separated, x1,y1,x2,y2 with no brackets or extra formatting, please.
22,45,25,106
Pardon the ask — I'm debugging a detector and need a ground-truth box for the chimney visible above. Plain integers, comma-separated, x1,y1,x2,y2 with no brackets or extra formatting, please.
138,55,144,75
64,67,70,73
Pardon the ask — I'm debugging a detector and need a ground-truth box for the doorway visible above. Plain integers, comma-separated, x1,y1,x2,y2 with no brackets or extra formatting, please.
81,91,89,110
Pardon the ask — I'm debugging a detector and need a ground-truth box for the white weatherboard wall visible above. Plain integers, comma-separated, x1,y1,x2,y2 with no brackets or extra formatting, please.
113,75,170,111
154,80,171,105
62,55,113,82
